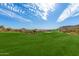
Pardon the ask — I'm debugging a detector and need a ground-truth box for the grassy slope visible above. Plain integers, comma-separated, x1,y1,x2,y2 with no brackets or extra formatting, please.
0,32,79,56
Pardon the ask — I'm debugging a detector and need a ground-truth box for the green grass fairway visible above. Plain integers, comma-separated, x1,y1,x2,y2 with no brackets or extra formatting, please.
0,31,79,56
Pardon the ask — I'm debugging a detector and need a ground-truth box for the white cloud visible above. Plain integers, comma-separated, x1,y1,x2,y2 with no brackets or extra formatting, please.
0,3,25,14
73,12,79,16
35,3,56,21
0,3,56,22
0,9,32,23
5,3,56,21
57,3,79,22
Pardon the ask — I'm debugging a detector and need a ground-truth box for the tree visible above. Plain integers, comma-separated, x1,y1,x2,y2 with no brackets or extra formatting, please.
6,28,12,31
0,25,5,29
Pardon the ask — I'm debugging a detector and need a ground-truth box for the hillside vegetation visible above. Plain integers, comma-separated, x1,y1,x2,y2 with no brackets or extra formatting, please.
0,25,52,33
59,25,79,34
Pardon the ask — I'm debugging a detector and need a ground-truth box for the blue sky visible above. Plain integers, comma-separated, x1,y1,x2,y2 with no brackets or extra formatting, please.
0,3,79,29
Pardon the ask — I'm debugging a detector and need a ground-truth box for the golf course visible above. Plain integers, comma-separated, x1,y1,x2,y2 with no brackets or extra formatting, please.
0,31,79,56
